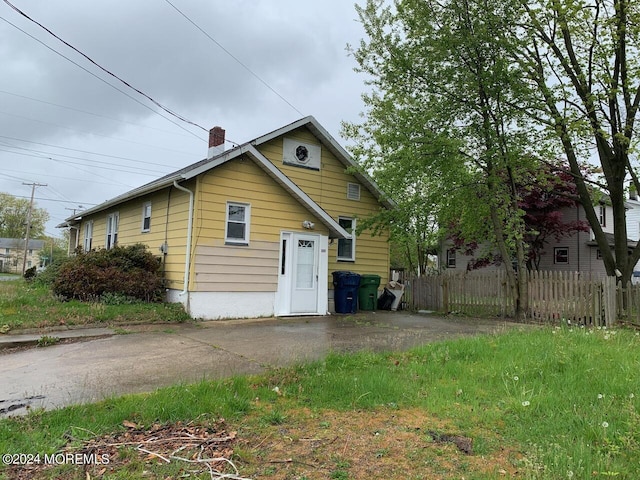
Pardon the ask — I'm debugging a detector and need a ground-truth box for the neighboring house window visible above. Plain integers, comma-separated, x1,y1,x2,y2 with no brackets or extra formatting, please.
225,202,250,244
599,205,606,227
554,247,569,264
28,249,33,255
4,248,9,255
447,249,456,268
141,202,152,232
106,212,119,249
83,221,93,251
347,183,361,201
337,217,356,261
597,249,602,260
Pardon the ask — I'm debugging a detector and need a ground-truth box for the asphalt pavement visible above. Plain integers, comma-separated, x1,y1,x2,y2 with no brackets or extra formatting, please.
0,311,520,416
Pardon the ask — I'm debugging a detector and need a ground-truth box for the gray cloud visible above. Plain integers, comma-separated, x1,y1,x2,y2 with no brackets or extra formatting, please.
0,0,368,235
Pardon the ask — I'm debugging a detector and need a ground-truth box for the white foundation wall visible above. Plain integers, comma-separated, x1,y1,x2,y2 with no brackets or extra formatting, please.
166,289,275,320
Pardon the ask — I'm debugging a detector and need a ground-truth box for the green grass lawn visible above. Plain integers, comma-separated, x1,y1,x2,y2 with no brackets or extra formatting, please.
1,325,639,479
0,279,190,332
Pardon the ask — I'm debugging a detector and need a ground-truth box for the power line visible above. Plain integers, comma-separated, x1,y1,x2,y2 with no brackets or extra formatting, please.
0,144,167,176
162,0,304,117
10,195,97,206
0,89,199,140
0,133,184,170
0,6,206,140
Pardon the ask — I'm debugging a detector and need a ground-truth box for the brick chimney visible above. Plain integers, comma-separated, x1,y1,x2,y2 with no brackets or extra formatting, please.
208,126,225,159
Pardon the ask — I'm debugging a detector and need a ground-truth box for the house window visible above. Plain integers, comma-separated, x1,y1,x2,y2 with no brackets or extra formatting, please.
599,205,606,227
141,202,152,232
337,217,356,261
447,249,456,268
106,212,119,250
83,221,93,251
347,183,361,201
4,248,9,255
597,249,602,259
225,202,250,244
554,247,569,264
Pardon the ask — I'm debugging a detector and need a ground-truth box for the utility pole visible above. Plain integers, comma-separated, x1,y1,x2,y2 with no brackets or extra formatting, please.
21,182,47,275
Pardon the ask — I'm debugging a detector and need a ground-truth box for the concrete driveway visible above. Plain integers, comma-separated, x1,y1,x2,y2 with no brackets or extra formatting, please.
0,311,518,416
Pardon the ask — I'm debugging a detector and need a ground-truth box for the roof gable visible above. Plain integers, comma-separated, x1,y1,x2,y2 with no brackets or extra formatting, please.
60,117,392,231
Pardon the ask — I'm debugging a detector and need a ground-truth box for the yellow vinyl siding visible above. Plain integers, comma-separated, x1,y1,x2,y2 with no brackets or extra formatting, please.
78,183,193,290
192,158,327,292
256,126,390,287
193,242,278,292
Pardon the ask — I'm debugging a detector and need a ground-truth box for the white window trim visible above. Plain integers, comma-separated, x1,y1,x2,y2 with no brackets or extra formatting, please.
337,216,356,261
554,247,569,265
599,205,606,227
225,202,251,245
106,212,119,250
447,249,456,268
141,202,152,233
83,221,93,252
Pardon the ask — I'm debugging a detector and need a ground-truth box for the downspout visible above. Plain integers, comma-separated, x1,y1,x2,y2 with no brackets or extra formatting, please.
173,180,194,296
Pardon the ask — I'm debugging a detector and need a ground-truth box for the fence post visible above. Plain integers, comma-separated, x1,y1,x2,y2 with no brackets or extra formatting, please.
442,275,449,314
602,276,616,327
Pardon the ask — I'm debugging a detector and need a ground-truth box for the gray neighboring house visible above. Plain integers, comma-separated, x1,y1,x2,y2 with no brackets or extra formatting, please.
441,201,633,276
0,238,45,273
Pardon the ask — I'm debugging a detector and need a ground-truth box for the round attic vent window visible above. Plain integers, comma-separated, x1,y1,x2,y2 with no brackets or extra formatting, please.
295,145,309,163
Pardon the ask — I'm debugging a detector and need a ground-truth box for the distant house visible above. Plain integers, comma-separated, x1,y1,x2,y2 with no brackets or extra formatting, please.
441,201,631,275
0,238,45,273
59,117,393,319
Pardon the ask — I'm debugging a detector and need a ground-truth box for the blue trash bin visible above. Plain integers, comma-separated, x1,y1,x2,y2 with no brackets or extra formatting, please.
332,271,361,313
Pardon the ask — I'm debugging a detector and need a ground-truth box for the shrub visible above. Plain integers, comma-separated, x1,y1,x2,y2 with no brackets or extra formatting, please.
33,257,71,286
52,244,164,302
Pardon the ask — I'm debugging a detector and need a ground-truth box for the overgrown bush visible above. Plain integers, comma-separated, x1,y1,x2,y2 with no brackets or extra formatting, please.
33,257,71,286
52,244,164,302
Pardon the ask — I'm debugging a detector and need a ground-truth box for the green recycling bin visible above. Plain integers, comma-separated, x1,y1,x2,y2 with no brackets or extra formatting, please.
358,274,381,311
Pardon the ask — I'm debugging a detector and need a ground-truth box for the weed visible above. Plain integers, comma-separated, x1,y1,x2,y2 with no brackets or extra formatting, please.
261,409,287,426
36,335,59,347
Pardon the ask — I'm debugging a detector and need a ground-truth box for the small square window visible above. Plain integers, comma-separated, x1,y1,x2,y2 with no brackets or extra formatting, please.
225,202,250,244
142,202,152,232
447,249,456,268
337,217,355,261
554,247,569,264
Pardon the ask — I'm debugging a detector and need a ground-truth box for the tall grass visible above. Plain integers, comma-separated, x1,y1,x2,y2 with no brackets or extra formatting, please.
1,326,639,478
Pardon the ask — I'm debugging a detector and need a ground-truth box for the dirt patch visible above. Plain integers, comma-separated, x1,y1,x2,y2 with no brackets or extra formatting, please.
239,408,521,479
4,409,522,479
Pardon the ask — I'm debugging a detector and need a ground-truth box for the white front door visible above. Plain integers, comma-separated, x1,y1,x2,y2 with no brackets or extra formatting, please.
290,234,319,313
276,232,328,316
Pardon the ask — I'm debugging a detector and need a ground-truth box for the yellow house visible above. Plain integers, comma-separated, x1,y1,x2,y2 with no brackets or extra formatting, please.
60,117,393,319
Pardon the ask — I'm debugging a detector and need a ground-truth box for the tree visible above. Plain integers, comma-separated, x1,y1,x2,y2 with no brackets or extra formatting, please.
0,192,49,239
450,164,591,270
345,0,544,318
515,0,640,285
521,166,591,270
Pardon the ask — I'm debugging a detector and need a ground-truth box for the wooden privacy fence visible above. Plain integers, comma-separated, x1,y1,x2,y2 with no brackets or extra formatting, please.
404,270,632,326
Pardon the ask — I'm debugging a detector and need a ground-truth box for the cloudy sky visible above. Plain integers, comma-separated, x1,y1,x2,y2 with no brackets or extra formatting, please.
0,0,371,238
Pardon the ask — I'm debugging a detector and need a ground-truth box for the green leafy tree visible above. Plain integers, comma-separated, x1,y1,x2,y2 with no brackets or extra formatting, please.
345,0,544,318
514,0,640,285
0,192,49,239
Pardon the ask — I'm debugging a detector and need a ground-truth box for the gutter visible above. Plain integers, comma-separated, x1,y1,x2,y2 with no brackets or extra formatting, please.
172,180,194,295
